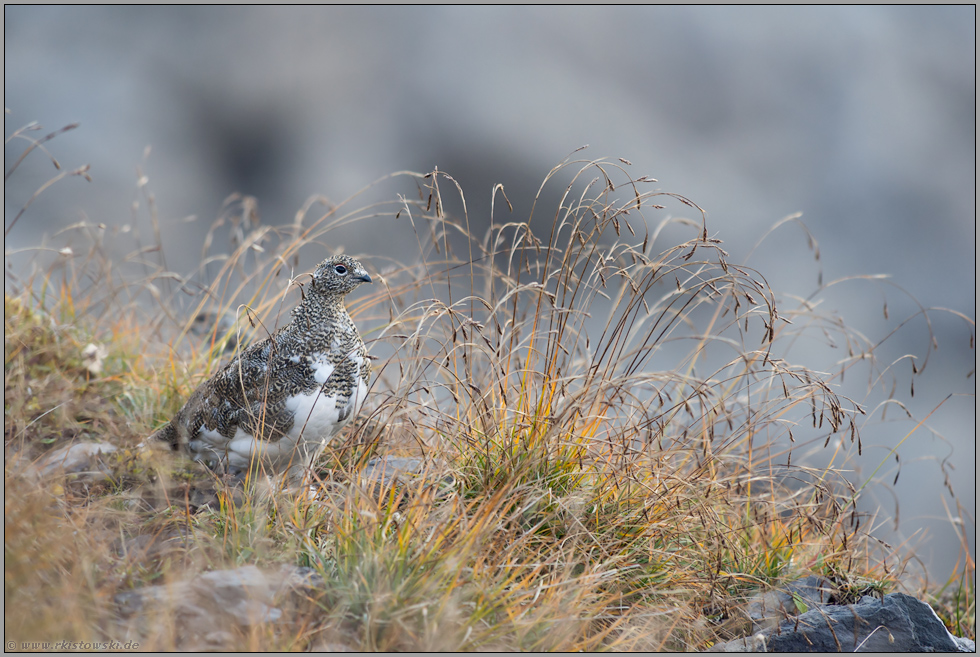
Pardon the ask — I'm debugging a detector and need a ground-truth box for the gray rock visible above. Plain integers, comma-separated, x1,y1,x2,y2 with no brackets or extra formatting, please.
746,575,835,632
201,630,237,650
360,455,426,485
712,633,767,652
311,642,358,652
359,455,455,499
115,565,322,649
34,442,118,484
953,636,976,652
763,592,959,652
193,566,286,625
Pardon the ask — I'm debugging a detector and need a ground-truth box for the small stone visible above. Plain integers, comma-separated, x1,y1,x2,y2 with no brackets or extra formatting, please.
81,342,108,375
954,636,976,652
745,575,835,632
359,455,455,499
708,633,767,652
311,642,357,652
115,564,322,647
34,442,117,484
202,631,237,650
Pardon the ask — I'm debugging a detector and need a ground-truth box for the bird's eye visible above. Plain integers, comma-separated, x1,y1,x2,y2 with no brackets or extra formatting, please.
334,265,347,275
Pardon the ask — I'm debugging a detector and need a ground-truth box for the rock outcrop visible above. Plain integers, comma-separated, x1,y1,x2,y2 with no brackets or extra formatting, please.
714,579,973,653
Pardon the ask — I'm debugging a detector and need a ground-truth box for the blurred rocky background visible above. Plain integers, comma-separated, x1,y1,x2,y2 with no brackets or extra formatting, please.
4,6,974,582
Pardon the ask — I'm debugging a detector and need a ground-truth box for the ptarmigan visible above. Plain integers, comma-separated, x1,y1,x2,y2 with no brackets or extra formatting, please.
151,254,372,484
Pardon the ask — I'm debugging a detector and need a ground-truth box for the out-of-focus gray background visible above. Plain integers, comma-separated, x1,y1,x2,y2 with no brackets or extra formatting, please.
4,6,974,583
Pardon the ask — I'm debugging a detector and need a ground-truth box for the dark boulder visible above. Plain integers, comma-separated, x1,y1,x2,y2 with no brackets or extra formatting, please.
713,584,972,653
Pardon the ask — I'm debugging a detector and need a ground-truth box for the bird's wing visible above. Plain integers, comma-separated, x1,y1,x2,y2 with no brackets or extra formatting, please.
172,337,308,444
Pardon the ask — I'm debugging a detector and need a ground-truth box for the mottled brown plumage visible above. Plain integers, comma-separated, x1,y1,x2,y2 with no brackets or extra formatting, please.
150,254,372,482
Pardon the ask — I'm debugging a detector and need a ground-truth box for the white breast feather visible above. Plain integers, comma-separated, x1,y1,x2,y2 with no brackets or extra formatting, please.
309,356,335,384
286,389,343,445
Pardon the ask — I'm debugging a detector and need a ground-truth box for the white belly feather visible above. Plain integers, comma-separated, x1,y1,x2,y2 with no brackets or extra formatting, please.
188,352,367,479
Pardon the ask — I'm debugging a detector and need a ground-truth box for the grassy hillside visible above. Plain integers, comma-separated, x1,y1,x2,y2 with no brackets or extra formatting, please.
4,128,974,650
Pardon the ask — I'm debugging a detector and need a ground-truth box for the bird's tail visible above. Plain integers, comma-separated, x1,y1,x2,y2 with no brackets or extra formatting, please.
146,422,179,450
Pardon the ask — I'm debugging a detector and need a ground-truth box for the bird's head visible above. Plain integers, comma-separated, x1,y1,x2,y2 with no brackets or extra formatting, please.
310,254,372,297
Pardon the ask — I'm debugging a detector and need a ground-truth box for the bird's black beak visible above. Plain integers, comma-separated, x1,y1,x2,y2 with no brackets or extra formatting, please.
356,271,372,284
